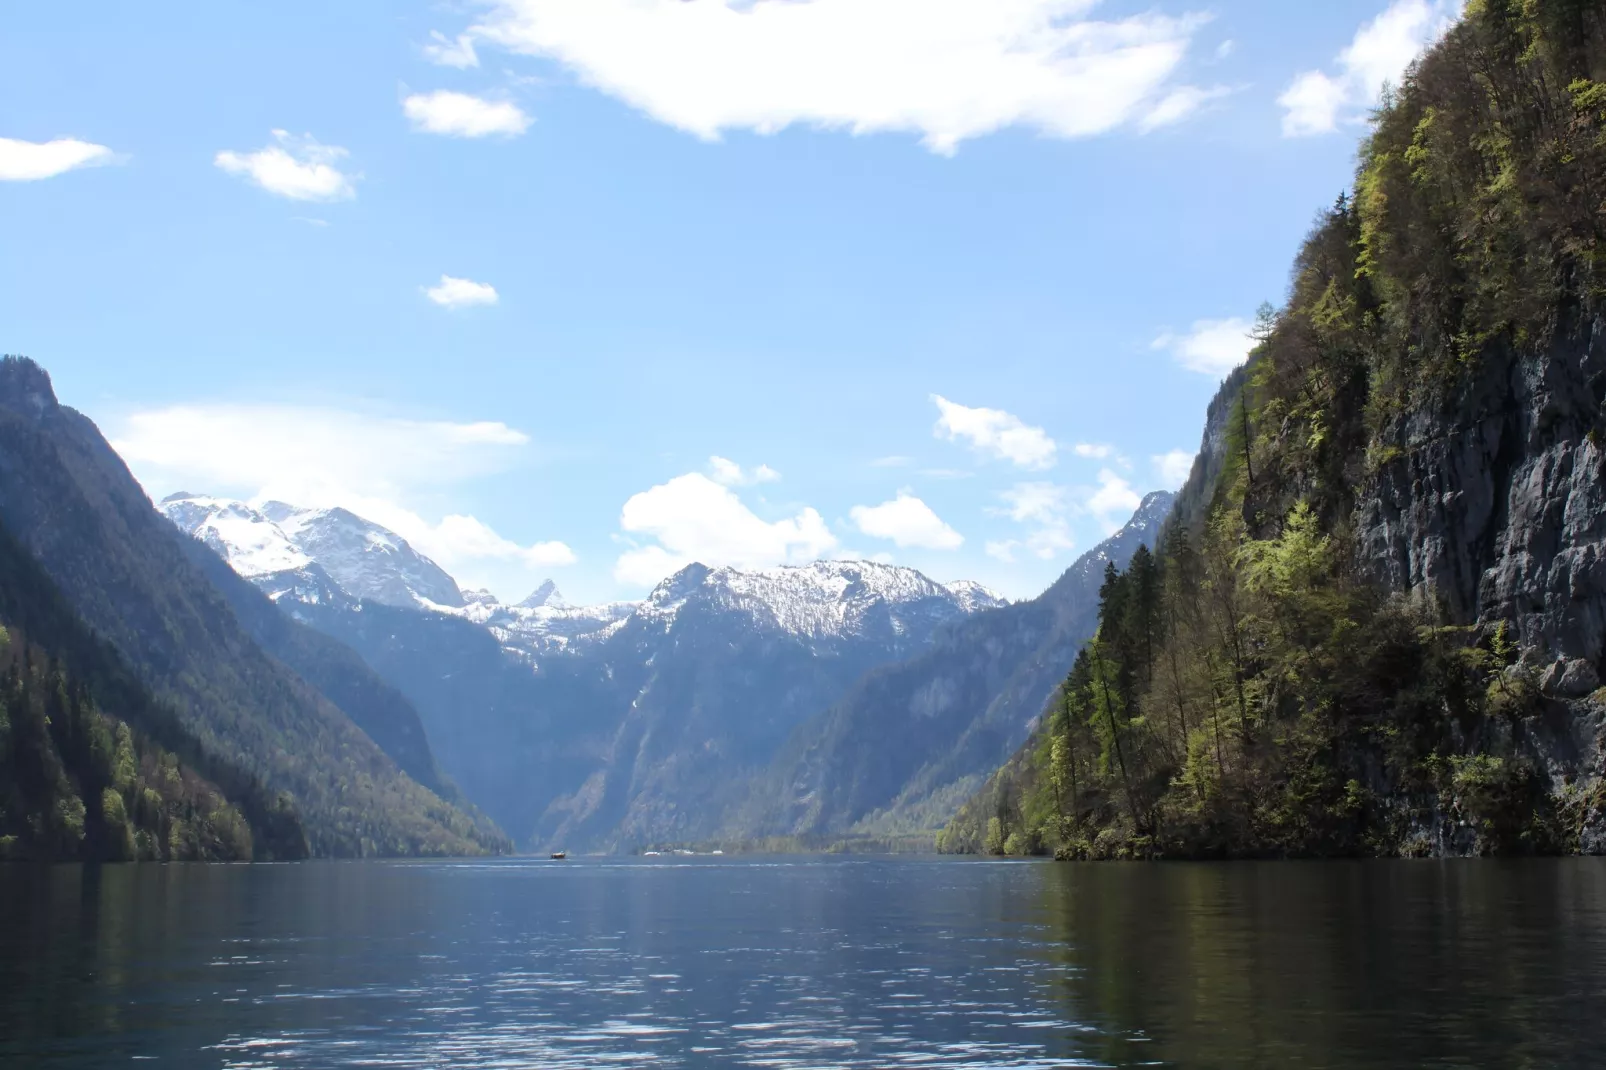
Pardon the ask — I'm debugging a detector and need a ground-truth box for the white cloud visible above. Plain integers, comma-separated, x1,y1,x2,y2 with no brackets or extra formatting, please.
1153,449,1196,490
1152,317,1255,376
1073,443,1114,460
1088,469,1142,533
615,473,836,586
109,404,569,594
988,482,1076,562
424,30,480,68
426,275,500,308
850,493,963,550
932,395,1057,470
1140,84,1233,132
214,131,357,201
708,456,781,486
1279,0,1459,137
470,0,1215,154
1278,70,1350,137
0,136,118,181
403,91,532,138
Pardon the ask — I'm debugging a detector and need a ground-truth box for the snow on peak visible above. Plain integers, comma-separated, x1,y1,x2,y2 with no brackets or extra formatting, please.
639,559,1005,639
943,579,1010,613
519,579,566,609
160,495,312,578
161,494,464,609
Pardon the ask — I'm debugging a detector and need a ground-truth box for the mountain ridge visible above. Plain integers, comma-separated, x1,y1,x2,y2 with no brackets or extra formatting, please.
0,357,502,857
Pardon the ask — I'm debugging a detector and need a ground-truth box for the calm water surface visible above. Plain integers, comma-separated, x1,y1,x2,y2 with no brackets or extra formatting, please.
1,857,1604,1068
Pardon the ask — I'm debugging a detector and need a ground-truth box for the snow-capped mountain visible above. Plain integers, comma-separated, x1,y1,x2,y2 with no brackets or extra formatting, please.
156,489,1028,853
162,494,463,609
162,493,1005,656
635,560,1007,640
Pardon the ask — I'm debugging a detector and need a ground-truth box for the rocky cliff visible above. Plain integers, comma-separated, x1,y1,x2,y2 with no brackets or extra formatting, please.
1357,315,1606,699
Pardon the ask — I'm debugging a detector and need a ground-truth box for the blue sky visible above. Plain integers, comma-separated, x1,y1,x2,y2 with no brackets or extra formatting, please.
1,0,1459,603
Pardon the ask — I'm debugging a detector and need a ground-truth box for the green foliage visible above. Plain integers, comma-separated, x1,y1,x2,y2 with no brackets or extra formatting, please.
944,0,1606,862
0,356,504,858
0,628,254,861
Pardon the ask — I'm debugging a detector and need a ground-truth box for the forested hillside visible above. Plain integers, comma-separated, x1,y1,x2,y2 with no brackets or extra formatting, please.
0,513,303,860
943,0,1606,859
0,357,503,858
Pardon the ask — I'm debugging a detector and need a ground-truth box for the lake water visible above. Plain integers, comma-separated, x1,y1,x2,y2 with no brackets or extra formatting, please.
2,857,1604,1068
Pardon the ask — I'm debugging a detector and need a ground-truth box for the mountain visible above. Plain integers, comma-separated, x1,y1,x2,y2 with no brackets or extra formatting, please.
163,494,464,608
160,491,1013,850
0,508,302,861
723,492,1174,844
0,358,503,857
943,1,1606,860
525,560,1011,850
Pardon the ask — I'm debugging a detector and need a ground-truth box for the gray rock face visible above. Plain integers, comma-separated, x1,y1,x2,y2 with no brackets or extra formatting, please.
1355,314,1606,696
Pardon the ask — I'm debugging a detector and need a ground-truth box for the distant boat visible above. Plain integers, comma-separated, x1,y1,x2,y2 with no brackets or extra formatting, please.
550,851,567,860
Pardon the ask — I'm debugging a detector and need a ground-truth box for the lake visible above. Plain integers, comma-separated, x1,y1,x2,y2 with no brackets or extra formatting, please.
2,857,1603,1068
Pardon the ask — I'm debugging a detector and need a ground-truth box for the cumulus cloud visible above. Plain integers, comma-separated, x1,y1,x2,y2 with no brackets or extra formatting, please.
469,0,1215,154
615,473,836,586
109,404,569,593
403,91,532,137
1152,317,1255,376
426,275,500,308
1153,449,1196,490
932,395,1057,470
850,493,963,550
986,482,1075,563
0,136,118,181
424,30,480,68
1087,469,1142,533
1073,443,1114,460
1279,0,1460,137
214,131,357,201
708,456,781,487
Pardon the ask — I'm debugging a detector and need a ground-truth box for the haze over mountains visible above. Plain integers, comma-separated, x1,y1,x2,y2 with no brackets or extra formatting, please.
161,488,1169,850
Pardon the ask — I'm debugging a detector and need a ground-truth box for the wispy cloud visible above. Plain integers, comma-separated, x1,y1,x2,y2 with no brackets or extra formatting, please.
1153,449,1196,490
985,482,1075,563
932,395,1057,470
423,30,480,69
1087,469,1142,533
708,456,780,487
1152,318,1255,376
403,91,532,138
1279,0,1460,137
110,404,570,593
0,136,119,181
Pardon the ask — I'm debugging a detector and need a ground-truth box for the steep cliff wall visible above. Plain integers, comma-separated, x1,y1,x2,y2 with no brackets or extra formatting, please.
1358,315,1606,697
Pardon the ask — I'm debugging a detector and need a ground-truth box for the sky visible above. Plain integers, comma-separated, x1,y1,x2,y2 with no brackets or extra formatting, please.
1,0,1461,604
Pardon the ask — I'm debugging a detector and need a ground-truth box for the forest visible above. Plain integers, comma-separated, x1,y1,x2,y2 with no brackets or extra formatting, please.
942,0,1606,859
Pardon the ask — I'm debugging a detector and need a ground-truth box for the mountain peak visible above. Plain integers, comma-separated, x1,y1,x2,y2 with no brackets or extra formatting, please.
518,579,565,609
161,494,464,609
0,356,60,417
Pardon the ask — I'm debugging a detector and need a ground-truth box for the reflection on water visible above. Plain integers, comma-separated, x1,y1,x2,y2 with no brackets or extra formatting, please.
0,857,1603,1068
